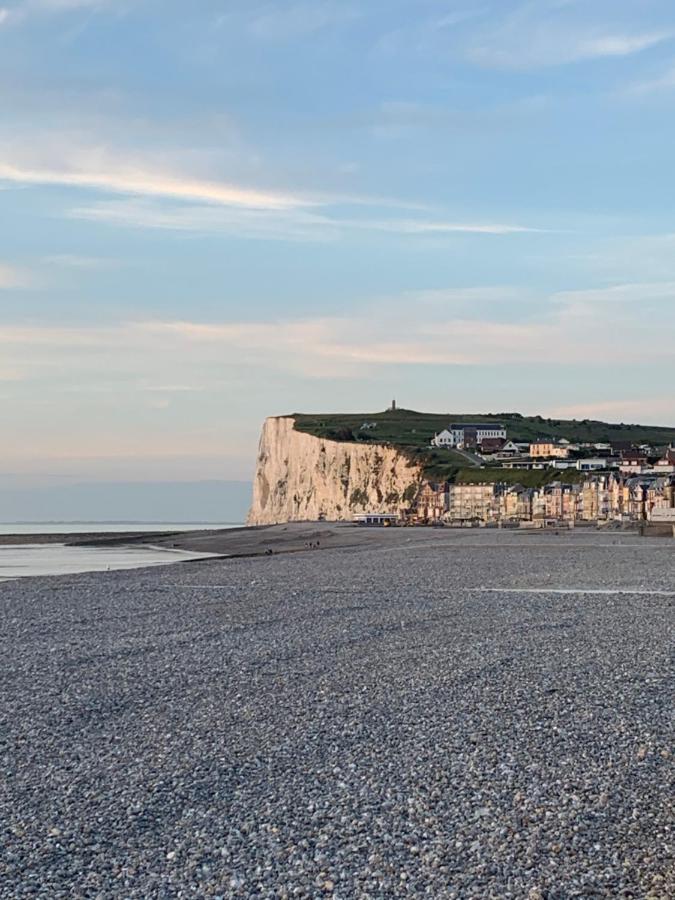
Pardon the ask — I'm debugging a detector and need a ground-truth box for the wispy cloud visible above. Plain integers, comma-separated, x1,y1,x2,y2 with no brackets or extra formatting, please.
248,2,357,40
466,2,673,69
347,218,541,236
32,0,114,8
0,142,307,211
470,29,671,69
626,64,675,96
216,1,359,42
0,129,447,224
133,280,675,370
551,281,675,309
70,197,540,242
374,7,487,56
0,119,546,242
0,263,30,288
42,253,117,269
4,280,673,389
0,0,120,24
69,199,339,242
551,397,675,423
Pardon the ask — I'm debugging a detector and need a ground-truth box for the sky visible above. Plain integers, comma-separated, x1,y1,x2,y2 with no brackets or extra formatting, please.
3,0,675,498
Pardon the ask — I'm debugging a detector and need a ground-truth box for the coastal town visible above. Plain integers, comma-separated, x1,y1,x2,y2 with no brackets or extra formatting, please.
361,421,675,528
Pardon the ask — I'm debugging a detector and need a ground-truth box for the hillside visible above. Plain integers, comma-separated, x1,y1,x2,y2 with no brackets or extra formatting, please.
294,408,675,448
292,408,675,482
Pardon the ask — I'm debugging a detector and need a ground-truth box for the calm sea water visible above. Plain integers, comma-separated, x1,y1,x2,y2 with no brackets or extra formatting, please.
0,544,219,581
0,522,242,535
0,523,243,580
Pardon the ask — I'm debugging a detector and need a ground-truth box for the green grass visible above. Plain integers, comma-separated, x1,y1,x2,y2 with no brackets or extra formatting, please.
293,408,675,447
454,468,586,488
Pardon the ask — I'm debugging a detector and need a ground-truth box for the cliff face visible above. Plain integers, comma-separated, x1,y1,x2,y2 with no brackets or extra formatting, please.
247,416,424,525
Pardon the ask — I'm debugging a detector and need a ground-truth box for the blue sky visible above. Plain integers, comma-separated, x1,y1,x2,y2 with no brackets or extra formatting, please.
2,0,675,486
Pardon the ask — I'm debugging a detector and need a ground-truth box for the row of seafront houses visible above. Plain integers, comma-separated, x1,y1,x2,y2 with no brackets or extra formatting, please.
357,422,675,527
413,475,675,527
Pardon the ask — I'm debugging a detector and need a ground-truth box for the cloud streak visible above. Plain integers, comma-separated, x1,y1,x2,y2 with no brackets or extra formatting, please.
0,263,30,288
0,155,307,211
626,64,675,96
1,127,544,241
466,2,673,69
245,2,358,41
3,280,674,386
70,198,540,242
0,0,120,24
470,29,671,69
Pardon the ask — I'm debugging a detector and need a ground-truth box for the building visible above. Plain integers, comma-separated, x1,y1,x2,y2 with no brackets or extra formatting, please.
657,447,675,468
619,450,650,474
446,482,501,522
354,513,400,526
432,429,455,448
499,485,534,521
478,437,507,455
432,423,506,450
542,482,581,522
414,482,449,523
576,458,613,472
407,471,675,527
501,459,548,471
530,441,570,459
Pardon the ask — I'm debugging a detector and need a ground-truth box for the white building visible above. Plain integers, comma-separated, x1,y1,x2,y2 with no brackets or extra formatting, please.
432,429,455,448
432,423,507,449
576,458,614,472
550,458,615,472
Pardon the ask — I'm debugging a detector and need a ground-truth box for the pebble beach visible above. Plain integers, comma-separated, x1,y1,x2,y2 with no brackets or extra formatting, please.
1,527,673,898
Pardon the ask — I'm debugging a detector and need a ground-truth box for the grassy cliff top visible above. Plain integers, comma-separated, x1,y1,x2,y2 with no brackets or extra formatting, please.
293,408,675,448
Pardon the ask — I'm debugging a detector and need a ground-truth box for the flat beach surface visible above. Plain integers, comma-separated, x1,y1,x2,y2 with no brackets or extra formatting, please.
1,527,673,898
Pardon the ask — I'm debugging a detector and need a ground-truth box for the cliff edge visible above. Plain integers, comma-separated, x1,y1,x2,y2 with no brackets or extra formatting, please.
247,416,424,525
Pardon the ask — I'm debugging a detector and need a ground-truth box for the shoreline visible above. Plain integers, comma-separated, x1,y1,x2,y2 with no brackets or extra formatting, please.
0,518,662,555
0,521,669,585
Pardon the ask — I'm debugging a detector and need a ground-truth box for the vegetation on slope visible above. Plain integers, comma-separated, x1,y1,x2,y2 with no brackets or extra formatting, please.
292,408,675,484
455,468,585,488
293,408,675,448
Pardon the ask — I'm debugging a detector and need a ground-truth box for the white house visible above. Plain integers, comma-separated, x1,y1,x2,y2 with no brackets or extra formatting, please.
499,440,521,455
576,458,615,472
432,429,456,448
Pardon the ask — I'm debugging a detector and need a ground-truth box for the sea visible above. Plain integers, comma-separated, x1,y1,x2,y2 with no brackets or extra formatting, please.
0,522,241,535
0,522,243,581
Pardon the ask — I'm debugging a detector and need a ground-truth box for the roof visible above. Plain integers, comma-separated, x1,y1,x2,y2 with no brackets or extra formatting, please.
450,422,506,430
479,438,506,450
621,450,648,460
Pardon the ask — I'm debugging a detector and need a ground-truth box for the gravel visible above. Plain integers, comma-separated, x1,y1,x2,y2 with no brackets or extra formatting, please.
1,528,673,898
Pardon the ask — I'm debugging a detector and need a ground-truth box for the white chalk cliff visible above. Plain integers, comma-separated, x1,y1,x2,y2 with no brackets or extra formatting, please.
247,416,424,525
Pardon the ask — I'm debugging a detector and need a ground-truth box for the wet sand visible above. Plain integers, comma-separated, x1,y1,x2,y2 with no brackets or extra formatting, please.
0,530,184,547
50,522,405,555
